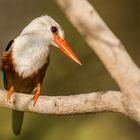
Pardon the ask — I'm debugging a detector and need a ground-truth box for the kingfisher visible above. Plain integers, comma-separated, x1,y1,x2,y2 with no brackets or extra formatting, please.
1,15,81,135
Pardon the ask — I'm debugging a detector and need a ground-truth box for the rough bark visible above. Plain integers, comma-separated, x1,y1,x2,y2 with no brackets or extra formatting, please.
0,89,126,115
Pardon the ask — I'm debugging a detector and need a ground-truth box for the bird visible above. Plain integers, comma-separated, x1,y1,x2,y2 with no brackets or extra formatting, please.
1,15,82,135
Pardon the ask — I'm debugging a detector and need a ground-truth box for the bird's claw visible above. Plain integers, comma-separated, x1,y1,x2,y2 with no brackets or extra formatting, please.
33,93,39,106
7,86,14,102
33,83,41,106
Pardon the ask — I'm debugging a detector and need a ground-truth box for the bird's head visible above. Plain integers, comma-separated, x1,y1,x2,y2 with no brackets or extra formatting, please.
20,15,82,65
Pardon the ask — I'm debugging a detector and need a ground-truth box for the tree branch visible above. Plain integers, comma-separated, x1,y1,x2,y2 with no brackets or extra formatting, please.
0,89,126,115
56,0,140,123
0,0,140,124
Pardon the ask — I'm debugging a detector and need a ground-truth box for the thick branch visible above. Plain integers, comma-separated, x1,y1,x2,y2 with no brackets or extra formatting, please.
56,0,140,123
56,0,140,94
0,89,126,115
0,0,140,124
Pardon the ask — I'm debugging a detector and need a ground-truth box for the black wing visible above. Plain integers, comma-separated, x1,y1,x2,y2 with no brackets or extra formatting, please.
5,40,14,52
1,40,14,90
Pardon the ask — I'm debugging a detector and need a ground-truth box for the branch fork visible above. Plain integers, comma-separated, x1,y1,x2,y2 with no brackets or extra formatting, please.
1,0,140,124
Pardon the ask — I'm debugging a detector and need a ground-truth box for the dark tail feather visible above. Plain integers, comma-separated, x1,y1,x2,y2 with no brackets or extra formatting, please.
12,110,24,135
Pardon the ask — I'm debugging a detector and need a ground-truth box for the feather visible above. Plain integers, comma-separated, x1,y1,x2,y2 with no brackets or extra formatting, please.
1,70,9,90
5,40,14,52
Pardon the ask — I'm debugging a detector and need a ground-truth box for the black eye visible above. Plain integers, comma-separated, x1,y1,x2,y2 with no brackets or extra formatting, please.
51,26,58,34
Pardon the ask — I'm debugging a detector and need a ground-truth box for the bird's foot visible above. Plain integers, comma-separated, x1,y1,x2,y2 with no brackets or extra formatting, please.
33,83,41,106
7,86,15,102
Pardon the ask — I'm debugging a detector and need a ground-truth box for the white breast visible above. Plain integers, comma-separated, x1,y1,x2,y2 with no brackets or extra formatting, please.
12,35,49,78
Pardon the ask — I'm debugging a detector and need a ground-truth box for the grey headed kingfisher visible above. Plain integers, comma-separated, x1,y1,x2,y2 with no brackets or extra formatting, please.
1,15,81,135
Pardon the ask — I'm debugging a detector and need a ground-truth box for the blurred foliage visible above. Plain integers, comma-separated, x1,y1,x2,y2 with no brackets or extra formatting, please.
0,0,140,139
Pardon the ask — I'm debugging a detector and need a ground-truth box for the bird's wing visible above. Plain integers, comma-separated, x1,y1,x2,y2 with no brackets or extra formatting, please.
4,40,14,52
1,40,14,90
1,70,9,89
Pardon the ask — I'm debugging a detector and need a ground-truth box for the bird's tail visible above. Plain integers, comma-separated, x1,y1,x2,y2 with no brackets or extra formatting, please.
12,110,24,135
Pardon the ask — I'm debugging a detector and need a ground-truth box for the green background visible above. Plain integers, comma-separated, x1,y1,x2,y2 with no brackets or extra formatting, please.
0,0,140,139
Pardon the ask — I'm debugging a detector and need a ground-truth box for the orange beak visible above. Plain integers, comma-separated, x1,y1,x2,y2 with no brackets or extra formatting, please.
53,34,82,65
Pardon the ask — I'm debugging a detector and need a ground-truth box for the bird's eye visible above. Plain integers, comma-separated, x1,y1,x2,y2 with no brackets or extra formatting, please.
51,26,58,34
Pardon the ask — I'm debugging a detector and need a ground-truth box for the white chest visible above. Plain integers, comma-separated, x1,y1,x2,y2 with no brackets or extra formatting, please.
12,36,50,78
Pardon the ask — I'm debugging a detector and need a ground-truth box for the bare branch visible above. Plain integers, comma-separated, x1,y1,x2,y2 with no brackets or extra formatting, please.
56,0,140,122
0,89,126,115
0,0,140,124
